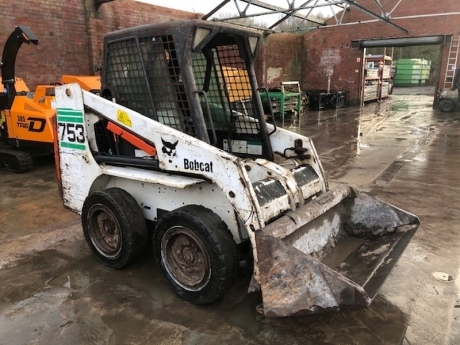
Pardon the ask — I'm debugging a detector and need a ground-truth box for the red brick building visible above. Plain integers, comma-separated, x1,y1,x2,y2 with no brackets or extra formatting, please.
259,0,460,104
1,0,459,105
0,0,198,89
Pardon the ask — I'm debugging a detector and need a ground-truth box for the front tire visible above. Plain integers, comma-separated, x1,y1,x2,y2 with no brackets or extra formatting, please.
153,205,238,305
439,99,455,112
81,188,148,269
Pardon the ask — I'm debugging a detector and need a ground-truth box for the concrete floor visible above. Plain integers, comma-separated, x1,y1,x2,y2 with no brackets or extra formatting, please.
1,86,459,345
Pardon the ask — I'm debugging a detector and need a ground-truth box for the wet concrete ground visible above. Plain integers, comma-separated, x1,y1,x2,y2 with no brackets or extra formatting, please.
1,86,459,344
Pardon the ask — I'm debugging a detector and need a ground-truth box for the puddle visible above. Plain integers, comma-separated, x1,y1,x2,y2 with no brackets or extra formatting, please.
432,272,453,282
392,103,410,111
450,268,460,343
225,293,263,336
0,243,414,345
322,236,365,268
0,290,73,345
48,274,72,288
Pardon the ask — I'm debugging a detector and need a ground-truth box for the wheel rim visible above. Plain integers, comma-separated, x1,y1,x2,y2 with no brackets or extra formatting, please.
87,204,122,258
440,101,453,111
161,226,211,291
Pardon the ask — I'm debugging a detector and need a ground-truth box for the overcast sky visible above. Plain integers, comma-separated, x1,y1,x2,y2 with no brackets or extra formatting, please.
135,0,333,18
136,0,214,14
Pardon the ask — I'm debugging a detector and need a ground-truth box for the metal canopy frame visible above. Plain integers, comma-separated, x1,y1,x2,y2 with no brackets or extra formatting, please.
203,0,409,33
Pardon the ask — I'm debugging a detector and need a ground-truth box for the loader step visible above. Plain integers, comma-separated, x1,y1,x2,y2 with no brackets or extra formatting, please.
101,165,207,188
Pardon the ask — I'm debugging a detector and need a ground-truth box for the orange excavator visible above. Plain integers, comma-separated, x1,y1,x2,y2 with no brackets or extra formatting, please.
0,25,100,172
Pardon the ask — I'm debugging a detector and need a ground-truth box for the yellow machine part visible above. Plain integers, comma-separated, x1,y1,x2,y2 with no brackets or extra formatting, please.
3,95,55,143
2,75,100,144
0,77,30,93
61,75,101,93
221,67,252,102
32,85,56,110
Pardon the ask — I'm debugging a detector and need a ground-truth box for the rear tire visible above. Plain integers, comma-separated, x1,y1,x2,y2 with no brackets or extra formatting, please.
439,99,455,112
153,205,238,305
81,188,148,268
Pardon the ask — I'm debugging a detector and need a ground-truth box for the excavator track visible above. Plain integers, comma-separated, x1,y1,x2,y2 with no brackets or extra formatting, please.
0,148,34,172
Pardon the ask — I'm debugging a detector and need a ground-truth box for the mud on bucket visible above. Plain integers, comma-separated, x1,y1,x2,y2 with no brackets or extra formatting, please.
254,185,419,317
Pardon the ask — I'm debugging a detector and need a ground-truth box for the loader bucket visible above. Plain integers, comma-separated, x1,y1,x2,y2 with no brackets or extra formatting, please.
255,184,419,317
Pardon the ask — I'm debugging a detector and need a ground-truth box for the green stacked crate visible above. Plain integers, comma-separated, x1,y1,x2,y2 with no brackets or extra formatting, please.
394,59,431,86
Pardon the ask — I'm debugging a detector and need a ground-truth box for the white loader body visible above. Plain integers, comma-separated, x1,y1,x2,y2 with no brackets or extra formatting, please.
54,20,419,317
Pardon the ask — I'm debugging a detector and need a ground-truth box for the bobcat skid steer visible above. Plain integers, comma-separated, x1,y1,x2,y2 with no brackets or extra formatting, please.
54,20,419,317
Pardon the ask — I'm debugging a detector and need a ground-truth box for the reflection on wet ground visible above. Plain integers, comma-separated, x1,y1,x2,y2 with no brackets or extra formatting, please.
1,88,460,344
0,246,408,345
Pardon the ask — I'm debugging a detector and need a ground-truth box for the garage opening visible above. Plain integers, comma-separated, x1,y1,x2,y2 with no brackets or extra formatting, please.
354,35,451,106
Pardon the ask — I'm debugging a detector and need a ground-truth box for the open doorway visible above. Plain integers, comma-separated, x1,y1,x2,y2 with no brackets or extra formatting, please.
368,45,438,98
357,35,450,106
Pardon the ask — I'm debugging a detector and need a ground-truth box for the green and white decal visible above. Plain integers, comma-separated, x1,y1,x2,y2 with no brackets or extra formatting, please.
57,108,86,150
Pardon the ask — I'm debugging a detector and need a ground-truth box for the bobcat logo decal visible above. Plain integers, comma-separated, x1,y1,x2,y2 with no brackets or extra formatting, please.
161,138,178,163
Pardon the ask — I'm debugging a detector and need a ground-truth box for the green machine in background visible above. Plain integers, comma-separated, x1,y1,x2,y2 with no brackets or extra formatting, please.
259,81,302,120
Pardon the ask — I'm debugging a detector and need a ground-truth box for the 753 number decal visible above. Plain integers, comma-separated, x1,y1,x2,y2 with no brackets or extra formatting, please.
58,122,85,144
56,109,86,150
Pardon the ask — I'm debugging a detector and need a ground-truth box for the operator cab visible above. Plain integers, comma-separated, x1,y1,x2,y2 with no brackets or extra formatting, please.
99,20,274,161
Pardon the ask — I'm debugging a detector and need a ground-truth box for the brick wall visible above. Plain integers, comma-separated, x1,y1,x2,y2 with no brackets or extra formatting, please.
255,33,303,88
0,0,197,90
2,0,459,105
301,28,363,98
302,0,460,104
86,0,199,76
260,0,460,104
0,0,90,88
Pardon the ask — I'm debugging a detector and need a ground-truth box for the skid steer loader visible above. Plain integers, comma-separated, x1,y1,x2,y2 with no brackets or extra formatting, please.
0,25,100,172
54,20,419,317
